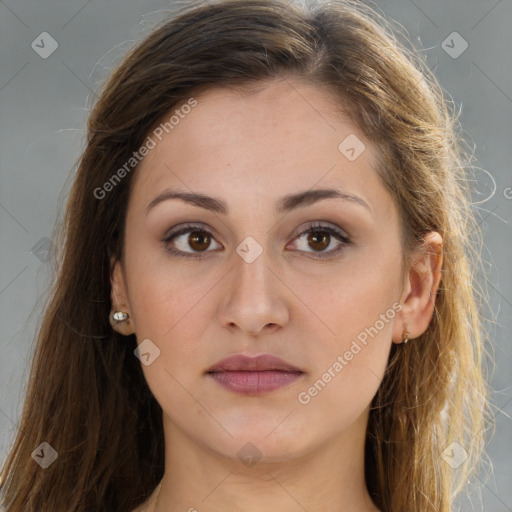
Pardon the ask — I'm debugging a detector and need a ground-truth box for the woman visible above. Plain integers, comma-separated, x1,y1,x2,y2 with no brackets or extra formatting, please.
0,0,490,511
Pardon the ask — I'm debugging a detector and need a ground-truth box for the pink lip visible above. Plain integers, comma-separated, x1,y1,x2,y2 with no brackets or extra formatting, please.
207,354,303,373
206,354,304,395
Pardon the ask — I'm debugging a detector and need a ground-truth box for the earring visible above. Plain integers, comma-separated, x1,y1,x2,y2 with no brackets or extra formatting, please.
111,310,129,323
402,327,410,344
109,310,135,336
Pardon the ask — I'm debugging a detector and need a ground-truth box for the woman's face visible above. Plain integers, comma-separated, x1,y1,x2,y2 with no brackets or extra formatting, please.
112,77,408,463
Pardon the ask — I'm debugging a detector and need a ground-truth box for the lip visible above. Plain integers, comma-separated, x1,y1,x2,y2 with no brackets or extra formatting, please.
206,354,305,395
207,354,303,373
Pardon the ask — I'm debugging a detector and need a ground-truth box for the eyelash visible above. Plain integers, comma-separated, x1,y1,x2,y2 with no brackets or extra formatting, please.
161,222,352,260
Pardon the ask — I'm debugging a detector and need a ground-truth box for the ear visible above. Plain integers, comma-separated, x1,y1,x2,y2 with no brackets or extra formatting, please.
109,255,136,336
392,232,443,344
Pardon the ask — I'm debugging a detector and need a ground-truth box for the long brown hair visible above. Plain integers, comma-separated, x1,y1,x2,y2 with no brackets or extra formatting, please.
0,1,491,510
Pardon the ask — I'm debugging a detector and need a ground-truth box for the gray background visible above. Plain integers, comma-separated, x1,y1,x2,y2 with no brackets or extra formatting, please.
0,0,511,510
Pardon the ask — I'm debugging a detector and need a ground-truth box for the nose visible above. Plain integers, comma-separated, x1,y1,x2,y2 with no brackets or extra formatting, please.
218,249,290,337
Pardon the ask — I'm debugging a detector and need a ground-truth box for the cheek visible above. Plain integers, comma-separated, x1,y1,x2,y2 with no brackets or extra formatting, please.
127,266,215,410
123,254,222,395
292,253,400,411
292,250,401,345
124,243,216,340
293,289,395,435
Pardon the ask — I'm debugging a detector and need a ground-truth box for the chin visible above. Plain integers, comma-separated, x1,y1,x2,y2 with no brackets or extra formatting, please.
202,420,319,465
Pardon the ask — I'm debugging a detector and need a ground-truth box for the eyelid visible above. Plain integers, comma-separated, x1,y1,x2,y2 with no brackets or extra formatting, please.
162,221,213,240
290,221,350,242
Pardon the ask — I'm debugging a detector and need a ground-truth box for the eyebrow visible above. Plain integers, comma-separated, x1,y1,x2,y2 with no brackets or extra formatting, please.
145,187,371,215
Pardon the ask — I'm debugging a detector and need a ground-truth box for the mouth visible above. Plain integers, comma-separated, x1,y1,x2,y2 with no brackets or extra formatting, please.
206,354,305,395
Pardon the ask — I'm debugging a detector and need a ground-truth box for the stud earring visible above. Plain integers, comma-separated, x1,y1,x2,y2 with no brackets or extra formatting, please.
110,311,129,323
402,327,410,344
109,310,134,336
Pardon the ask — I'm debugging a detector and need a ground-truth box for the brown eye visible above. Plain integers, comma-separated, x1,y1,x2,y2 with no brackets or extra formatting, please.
307,231,330,252
290,223,352,259
162,224,222,258
188,231,211,252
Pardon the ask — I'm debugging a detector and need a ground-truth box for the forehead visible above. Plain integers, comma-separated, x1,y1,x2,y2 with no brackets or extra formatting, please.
129,78,389,218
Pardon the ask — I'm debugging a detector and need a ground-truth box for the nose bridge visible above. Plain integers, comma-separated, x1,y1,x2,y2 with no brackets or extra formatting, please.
219,237,289,334
233,239,274,305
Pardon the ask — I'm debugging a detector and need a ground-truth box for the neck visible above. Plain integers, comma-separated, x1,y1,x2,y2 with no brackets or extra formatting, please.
153,411,380,512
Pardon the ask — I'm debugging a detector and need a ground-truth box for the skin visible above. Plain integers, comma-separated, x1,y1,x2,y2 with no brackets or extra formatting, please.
111,77,443,512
